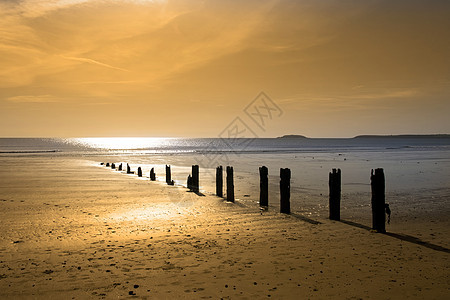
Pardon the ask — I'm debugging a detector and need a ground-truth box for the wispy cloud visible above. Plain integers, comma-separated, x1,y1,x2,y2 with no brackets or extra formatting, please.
347,89,419,100
6,94,59,103
61,56,130,72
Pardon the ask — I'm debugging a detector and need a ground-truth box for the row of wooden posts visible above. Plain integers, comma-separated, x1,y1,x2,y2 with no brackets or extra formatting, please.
101,162,388,233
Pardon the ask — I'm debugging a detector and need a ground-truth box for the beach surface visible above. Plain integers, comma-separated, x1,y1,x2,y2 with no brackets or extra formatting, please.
0,155,449,299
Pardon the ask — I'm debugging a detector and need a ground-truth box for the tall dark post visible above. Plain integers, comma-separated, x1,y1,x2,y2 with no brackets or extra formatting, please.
166,165,171,184
371,168,386,233
192,165,199,193
280,168,291,214
329,168,341,220
216,166,223,197
111,163,115,169
127,164,131,174
137,167,142,177
118,163,122,171
150,168,156,181
166,165,174,185
226,166,234,202
259,166,268,207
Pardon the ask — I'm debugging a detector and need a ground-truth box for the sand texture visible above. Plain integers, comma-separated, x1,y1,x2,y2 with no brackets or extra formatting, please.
0,156,449,299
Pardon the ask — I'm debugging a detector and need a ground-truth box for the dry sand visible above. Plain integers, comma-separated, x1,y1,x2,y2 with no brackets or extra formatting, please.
0,156,449,299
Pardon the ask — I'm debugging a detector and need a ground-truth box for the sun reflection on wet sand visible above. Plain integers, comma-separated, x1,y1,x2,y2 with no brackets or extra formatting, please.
107,205,186,222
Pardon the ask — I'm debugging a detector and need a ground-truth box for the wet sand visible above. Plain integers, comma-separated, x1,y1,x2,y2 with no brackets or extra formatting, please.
0,156,449,299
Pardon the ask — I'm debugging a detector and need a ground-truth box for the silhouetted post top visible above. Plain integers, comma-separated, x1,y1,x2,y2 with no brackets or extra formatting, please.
137,167,142,177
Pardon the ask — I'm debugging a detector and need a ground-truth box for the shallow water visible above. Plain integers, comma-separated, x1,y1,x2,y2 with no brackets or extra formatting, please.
1,137,449,220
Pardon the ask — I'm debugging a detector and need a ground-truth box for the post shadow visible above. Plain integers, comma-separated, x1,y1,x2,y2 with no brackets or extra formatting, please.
339,219,450,254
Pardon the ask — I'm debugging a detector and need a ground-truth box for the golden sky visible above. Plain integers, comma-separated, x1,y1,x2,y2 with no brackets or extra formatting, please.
0,0,449,137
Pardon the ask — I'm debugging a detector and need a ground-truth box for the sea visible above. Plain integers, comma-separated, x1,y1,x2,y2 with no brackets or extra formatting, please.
1,136,449,219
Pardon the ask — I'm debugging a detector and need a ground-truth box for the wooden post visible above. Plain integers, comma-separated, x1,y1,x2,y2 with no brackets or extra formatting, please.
226,166,234,202
106,163,110,167
150,168,156,181
127,164,131,174
192,165,199,193
111,163,115,169
329,168,341,221
371,168,386,233
187,175,192,190
118,163,122,171
280,168,291,214
216,166,223,197
259,166,268,207
137,167,142,177
166,165,174,185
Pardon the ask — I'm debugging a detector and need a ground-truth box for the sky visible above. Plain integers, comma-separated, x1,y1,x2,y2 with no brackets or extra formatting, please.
0,0,449,138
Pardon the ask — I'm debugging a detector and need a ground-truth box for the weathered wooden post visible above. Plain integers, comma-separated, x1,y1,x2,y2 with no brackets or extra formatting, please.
187,175,192,190
111,163,115,169
166,165,174,185
150,168,156,181
280,168,291,214
118,163,122,171
329,168,341,220
259,166,268,207
226,166,234,202
137,167,142,177
192,165,199,193
127,164,132,174
371,168,386,233
216,166,223,197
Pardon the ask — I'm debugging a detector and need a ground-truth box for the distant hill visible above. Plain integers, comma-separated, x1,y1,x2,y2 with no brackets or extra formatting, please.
277,134,308,139
276,134,449,139
353,134,450,139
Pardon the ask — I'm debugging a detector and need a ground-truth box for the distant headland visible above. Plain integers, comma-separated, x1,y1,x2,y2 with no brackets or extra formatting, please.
353,134,450,139
277,134,449,139
276,135,308,139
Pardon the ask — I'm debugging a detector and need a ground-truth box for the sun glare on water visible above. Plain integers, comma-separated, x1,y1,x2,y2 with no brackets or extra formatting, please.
74,137,172,150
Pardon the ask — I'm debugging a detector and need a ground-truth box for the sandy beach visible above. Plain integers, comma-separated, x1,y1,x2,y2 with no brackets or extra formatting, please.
0,155,449,299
